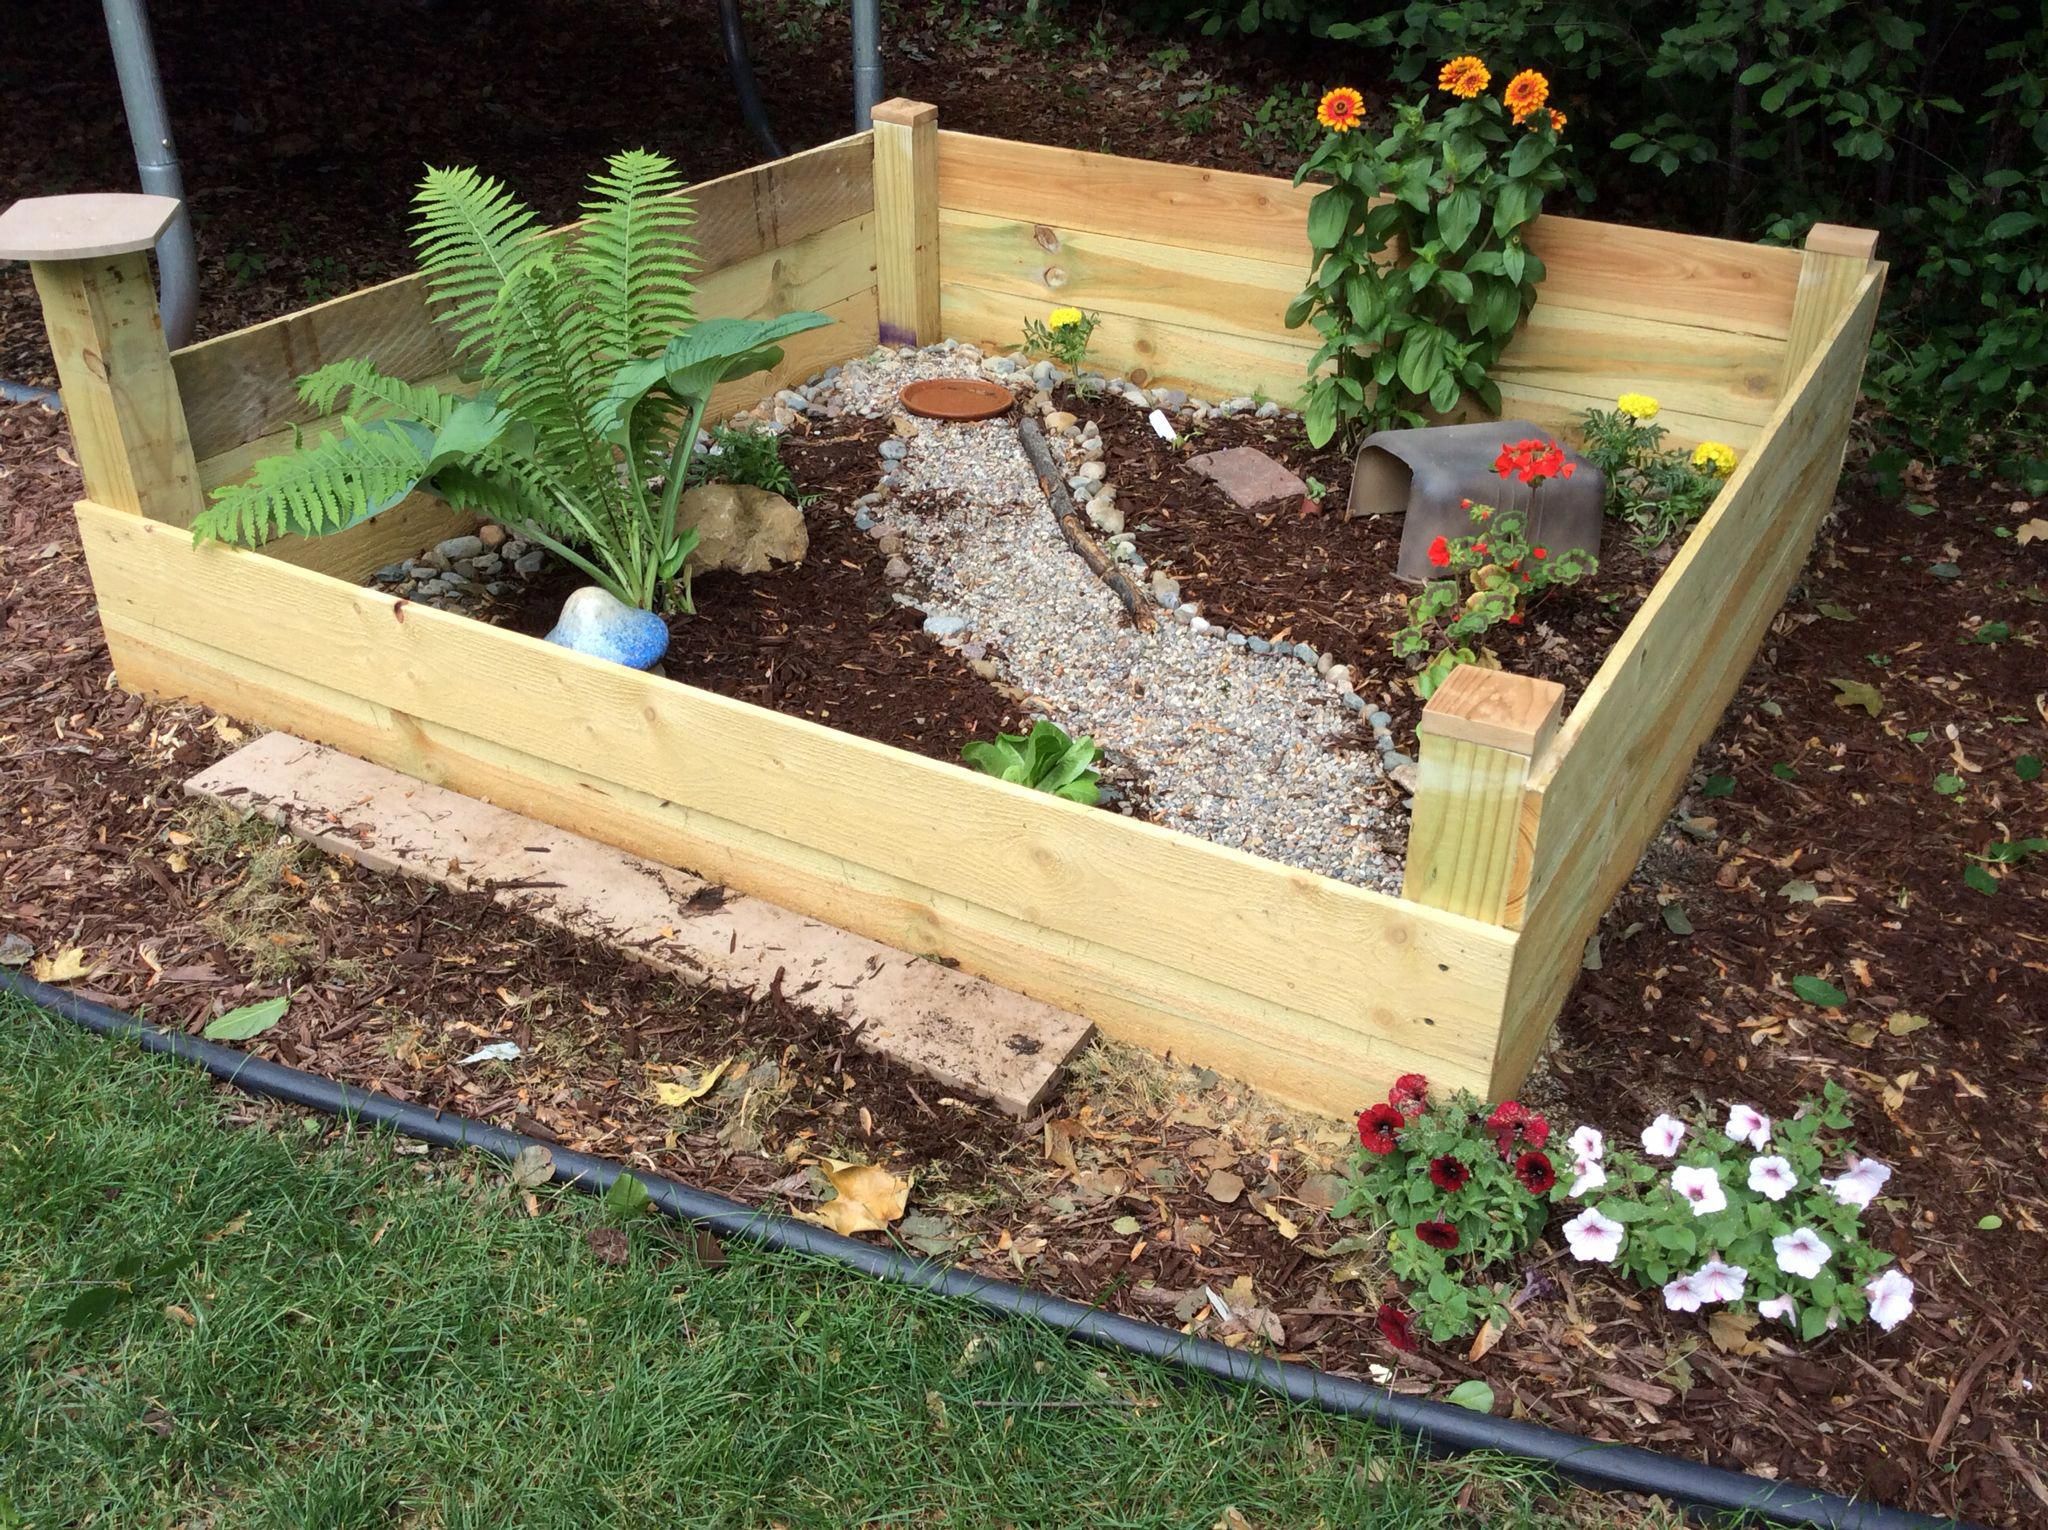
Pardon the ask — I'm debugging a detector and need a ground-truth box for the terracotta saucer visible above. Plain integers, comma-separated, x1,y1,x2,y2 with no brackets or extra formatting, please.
899,377,1017,422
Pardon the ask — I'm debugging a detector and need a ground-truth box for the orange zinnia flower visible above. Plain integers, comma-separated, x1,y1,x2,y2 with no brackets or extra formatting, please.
1317,86,1365,133
1502,69,1550,123
1548,107,1568,134
1437,55,1491,99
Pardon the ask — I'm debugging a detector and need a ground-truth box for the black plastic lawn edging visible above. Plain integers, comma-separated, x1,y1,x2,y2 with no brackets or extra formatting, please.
2,971,1963,1530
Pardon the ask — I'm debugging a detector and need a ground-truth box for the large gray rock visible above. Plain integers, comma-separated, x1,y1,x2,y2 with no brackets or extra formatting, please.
676,484,808,576
1186,446,1306,511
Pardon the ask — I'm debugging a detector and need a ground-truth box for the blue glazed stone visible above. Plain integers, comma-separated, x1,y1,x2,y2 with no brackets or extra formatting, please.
545,585,669,670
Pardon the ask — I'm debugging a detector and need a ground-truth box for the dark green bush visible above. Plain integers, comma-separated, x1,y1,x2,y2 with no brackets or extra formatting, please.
1134,0,2048,480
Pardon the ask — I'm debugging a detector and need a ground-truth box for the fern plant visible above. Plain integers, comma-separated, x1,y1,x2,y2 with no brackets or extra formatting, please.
192,150,832,612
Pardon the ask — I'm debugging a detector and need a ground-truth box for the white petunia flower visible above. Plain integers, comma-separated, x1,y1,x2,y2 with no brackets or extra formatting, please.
1568,1156,1607,1198
1662,1272,1706,1313
1823,1156,1893,1210
1773,1227,1833,1280
1747,1155,1797,1202
1670,1164,1727,1216
1569,1125,1605,1163
1758,1293,1796,1325
1641,1114,1687,1157
1724,1103,1772,1150
1563,1207,1624,1263
1694,1258,1748,1304
1866,1268,1915,1332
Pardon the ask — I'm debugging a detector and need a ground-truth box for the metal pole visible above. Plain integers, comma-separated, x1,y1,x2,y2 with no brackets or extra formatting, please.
851,0,883,127
99,0,196,348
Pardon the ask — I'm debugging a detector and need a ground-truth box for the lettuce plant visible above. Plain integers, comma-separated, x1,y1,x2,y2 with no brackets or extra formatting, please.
192,150,831,613
960,721,1102,804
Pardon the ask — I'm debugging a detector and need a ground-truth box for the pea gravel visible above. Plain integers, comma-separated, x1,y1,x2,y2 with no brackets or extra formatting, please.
746,344,1406,893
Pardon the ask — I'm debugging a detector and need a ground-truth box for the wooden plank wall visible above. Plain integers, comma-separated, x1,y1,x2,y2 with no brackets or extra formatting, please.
1490,268,1885,1093
170,133,883,492
78,504,1520,1117
935,132,1802,449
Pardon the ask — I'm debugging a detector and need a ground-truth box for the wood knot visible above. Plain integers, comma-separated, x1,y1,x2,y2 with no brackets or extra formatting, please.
1040,265,1068,290
1032,224,1061,253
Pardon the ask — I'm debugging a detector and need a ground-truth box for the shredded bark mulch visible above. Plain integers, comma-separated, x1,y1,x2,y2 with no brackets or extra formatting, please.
1067,384,1670,737
6,393,2043,1525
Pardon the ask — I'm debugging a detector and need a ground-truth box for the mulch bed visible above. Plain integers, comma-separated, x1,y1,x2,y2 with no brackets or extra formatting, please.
498,418,1031,770
7,391,2043,1524
1067,384,1670,737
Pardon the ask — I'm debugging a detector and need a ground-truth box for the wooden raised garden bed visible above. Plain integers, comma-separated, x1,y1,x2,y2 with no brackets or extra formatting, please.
14,102,1883,1116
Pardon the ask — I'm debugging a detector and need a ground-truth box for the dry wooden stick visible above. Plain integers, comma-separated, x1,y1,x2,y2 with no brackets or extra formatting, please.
1016,417,1157,632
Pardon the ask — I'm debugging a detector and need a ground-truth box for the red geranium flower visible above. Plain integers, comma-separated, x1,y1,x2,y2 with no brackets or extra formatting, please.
1472,540,1489,556
1515,1149,1557,1194
1376,1301,1418,1352
1357,1102,1405,1154
1428,1155,1471,1192
1426,535,1451,568
1508,612,1525,625
1533,546,1548,559
1415,1220,1461,1250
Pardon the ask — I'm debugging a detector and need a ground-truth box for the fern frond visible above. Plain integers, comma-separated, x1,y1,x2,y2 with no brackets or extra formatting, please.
192,420,431,546
412,165,546,363
484,254,621,517
298,358,464,427
570,149,697,363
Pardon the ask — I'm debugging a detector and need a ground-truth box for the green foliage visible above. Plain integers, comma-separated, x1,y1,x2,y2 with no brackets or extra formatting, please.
1336,1079,1553,1342
688,425,803,502
1577,397,1735,549
961,720,1103,804
1391,449,1599,695
193,150,832,613
1021,307,1101,393
1142,1,2048,477
1286,74,1572,449
1574,1085,1903,1339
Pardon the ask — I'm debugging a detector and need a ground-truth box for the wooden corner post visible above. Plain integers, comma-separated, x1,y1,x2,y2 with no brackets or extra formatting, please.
1401,668,1564,929
1779,223,1881,394
0,194,202,527
869,98,940,348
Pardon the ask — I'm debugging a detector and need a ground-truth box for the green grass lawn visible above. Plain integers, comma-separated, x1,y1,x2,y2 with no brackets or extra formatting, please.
0,995,1630,1528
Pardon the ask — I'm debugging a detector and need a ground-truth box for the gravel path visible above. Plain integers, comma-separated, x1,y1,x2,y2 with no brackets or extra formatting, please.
747,345,1405,893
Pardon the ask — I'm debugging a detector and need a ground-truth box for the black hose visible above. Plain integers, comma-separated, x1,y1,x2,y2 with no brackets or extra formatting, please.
717,0,784,161
0,970,1963,1530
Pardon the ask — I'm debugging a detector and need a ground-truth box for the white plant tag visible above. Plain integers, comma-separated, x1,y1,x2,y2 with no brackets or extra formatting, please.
1148,408,1177,443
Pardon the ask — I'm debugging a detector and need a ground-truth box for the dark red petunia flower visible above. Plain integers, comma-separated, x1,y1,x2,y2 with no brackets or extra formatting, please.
1415,1220,1461,1250
1388,1072,1429,1117
1357,1102,1405,1154
1515,1149,1557,1194
1428,1155,1470,1192
1376,1302,1419,1352
1523,1113,1550,1149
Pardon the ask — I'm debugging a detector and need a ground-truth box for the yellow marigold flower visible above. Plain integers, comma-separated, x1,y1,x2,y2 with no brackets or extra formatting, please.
1317,86,1365,133
1437,56,1491,99
1616,392,1659,421
1502,68,1550,123
1047,306,1085,330
1692,441,1738,476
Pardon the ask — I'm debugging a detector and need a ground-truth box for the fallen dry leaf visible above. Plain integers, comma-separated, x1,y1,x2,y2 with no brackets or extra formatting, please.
1707,1310,1768,1356
30,947,89,984
802,1159,912,1236
1205,1168,1245,1204
651,1058,730,1107
1467,1315,1507,1362
2016,517,2047,546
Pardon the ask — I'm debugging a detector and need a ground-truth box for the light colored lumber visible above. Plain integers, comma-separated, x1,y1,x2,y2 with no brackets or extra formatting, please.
871,99,940,346
1493,302,1784,428
935,132,1802,339
1778,223,1879,396
188,732,1094,1116
1493,269,1885,1095
77,501,1518,1099
172,133,877,463
95,598,1492,1116
257,491,478,582
1403,670,1562,928
29,253,202,527
0,193,180,261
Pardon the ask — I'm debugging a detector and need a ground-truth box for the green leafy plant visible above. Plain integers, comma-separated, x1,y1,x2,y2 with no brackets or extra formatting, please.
1555,1085,1914,1341
1577,392,1736,549
1337,1074,1555,1344
961,720,1103,804
688,424,805,503
192,150,832,614
1021,306,1101,394
1391,438,1598,696
1286,63,1573,449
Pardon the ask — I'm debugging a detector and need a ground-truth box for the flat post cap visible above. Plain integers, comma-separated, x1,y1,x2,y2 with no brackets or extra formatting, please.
0,193,181,262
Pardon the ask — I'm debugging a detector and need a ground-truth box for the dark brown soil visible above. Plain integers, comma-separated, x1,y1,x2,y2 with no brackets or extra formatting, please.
1069,386,1668,736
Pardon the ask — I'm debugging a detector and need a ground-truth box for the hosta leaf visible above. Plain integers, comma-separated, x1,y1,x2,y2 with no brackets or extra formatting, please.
1792,974,1847,1008
202,997,289,1041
